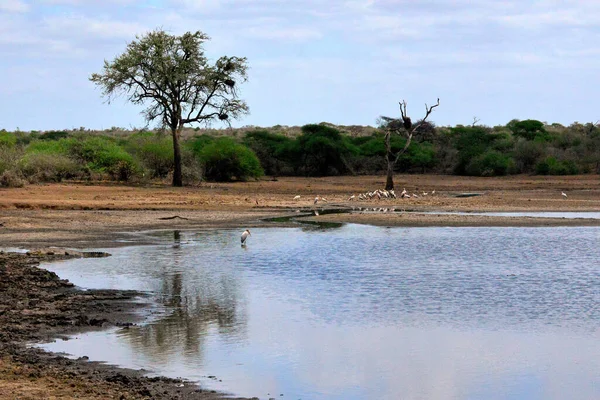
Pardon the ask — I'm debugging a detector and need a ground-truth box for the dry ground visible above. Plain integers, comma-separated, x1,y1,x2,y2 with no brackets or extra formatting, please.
1,174,599,247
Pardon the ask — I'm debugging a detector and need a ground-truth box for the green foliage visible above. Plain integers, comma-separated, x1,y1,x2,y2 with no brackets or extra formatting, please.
243,130,294,175
295,124,355,176
535,156,579,175
513,139,546,173
350,134,387,157
451,126,500,175
25,138,72,155
0,130,17,147
199,137,263,181
18,152,81,182
125,132,173,178
40,130,69,141
24,136,138,181
508,119,549,141
0,146,21,175
68,136,136,174
3,117,600,182
465,150,516,176
0,170,25,188
398,141,437,172
187,135,215,157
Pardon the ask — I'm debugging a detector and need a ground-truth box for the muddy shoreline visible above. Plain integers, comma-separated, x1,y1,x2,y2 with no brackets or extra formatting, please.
0,250,250,399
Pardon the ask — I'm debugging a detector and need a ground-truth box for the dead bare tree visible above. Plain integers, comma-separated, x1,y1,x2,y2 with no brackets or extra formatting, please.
381,98,440,190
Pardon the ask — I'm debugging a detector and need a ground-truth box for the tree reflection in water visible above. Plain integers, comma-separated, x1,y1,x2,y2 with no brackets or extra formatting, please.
119,230,247,364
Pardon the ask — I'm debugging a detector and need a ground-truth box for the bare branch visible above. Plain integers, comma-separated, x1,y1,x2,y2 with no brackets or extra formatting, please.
412,98,440,133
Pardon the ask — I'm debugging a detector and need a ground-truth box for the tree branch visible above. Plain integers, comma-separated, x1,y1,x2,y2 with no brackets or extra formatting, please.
412,98,440,133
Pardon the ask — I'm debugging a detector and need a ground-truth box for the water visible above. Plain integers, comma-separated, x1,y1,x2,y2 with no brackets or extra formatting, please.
409,211,600,219
39,225,600,400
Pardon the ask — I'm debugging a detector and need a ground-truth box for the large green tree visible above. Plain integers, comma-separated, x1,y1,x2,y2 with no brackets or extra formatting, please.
90,29,249,186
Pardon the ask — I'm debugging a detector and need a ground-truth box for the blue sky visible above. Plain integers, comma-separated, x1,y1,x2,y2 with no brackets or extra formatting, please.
1,0,599,131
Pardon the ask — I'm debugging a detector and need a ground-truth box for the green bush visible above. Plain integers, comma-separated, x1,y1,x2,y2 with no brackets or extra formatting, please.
125,132,173,178
0,170,25,187
513,139,546,173
451,126,500,175
508,119,549,141
25,138,72,155
295,124,355,176
465,150,515,176
0,130,17,148
351,134,387,157
187,134,215,157
181,148,204,184
18,152,81,182
243,130,294,176
40,130,69,141
69,136,138,177
199,137,263,181
0,146,21,174
25,136,138,181
398,141,437,172
535,156,579,175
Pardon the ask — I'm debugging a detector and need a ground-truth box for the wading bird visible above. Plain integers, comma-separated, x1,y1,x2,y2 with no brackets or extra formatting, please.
241,229,251,246
562,192,568,198
294,195,301,200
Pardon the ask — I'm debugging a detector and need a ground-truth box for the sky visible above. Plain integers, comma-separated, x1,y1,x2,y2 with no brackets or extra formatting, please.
1,0,599,131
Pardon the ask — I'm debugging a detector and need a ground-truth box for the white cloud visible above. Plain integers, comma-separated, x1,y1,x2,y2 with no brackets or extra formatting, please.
0,0,30,12
40,0,139,4
244,26,322,41
495,8,600,29
42,14,150,40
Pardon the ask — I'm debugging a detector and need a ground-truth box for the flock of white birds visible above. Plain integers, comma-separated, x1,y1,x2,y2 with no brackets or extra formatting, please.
292,188,436,204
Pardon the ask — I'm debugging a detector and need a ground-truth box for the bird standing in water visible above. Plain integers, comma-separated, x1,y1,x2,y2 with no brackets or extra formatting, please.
241,229,251,246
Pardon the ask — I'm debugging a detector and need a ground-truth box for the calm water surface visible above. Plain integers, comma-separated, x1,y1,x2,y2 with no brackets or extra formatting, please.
40,225,600,400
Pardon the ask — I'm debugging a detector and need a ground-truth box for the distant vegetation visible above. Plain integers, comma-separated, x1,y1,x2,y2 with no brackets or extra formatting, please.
0,119,599,187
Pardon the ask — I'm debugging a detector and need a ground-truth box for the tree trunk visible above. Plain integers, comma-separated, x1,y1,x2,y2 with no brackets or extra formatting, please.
385,159,394,190
172,126,183,187
384,133,394,190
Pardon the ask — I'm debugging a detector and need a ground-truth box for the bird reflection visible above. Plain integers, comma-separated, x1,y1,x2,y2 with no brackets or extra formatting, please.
172,230,181,249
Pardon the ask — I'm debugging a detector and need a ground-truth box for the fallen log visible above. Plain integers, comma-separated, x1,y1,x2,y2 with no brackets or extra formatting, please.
158,215,190,220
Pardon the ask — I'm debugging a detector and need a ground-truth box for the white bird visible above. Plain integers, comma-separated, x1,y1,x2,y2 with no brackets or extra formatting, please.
422,192,428,196
432,190,436,195
241,229,251,246
348,195,356,201
321,197,328,202
314,210,319,216
561,192,568,198
293,195,301,200
314,196,319,204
